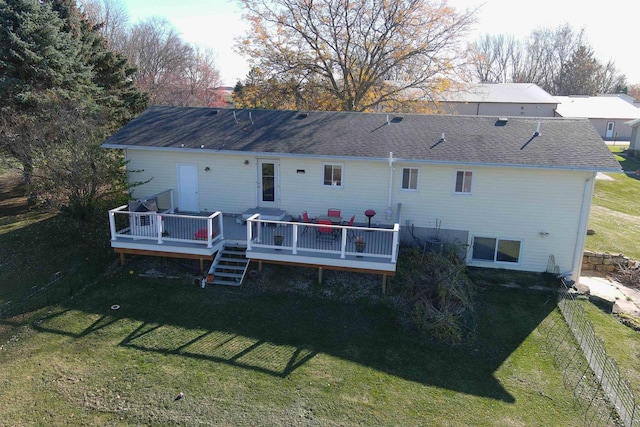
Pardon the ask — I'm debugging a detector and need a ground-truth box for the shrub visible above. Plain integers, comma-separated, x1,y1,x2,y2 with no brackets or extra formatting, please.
394,247,475,343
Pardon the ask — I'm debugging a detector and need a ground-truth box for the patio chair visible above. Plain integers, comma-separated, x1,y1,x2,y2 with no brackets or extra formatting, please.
301,211,313,235
343,215,356,241
316,218,337,240
327,208,341,218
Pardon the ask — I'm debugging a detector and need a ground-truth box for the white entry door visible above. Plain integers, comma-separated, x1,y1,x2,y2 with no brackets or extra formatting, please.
257,159,279,208
177,163,199,212
606,122,615,139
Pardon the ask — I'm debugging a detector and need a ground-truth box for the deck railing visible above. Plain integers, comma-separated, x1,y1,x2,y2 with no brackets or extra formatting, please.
245,214,400,263
108,206,223,248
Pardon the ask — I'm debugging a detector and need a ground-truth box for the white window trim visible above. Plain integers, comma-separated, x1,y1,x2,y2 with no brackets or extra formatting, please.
322,162,344,188
470,236,523,265
454,170,473,195
400,167,419,191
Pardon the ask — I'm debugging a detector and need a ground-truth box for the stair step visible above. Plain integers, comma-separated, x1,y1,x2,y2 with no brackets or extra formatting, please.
214,264,246,271
218,256,247,263
213,271,243,278
212,278,242,286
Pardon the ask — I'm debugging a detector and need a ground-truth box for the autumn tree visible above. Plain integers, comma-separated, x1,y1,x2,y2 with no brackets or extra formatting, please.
235,0,477,112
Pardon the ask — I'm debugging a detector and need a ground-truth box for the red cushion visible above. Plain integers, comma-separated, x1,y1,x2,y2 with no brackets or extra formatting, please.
195,228,216,239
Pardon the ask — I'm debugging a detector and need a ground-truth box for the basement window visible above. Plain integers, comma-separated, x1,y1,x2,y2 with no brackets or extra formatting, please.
472,237,521,264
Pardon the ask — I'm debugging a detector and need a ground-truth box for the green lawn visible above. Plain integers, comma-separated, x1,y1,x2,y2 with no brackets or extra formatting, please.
586,148,640,260
0,271,594,426
0,171,116,305
580,301,640,400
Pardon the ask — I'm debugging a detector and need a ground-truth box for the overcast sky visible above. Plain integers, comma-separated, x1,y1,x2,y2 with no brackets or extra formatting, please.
121,0,639,87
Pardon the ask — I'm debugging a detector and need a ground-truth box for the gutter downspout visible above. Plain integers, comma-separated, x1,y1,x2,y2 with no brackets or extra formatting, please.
569,173,596,282
386,152,394,220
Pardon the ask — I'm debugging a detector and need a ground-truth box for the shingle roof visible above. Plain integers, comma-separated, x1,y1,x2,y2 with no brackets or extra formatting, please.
101,106,621,172
555,96,640,120
441,83,559,104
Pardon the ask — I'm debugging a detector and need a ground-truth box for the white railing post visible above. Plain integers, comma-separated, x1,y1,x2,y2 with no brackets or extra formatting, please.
292,224,298,254
109,209,117,241
217,212,224,240
340,228,347,259
391,224,400,263
246,218,252,250
169,189,175,213
207,215,213,248
157,213,163,244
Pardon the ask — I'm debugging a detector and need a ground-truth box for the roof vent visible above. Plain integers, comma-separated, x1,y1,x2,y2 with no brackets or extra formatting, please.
391,116,403,124
533,121,541,137
204,110,218,116
296,112,309,120
495,117,508,126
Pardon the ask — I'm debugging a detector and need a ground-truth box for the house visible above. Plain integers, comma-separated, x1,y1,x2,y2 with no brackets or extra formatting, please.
101,107,621,284
627,118,640,154
554,95,640,141
436,83,559,117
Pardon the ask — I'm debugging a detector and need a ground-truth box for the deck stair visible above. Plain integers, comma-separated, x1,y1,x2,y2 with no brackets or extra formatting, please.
207,243,249,286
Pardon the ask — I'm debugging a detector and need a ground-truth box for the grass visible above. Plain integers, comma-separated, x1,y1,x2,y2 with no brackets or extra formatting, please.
0,171,116,305
586,147,640,260
0,267,592,426
609,146,640,173
579,301,640,401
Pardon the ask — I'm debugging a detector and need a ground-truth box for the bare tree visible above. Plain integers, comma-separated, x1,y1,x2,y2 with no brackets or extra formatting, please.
464,24,630,95
79,0,129,51
235,0,477,111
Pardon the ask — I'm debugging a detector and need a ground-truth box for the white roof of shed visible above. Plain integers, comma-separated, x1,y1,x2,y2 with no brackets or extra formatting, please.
555,96,640,120
442,83,558,104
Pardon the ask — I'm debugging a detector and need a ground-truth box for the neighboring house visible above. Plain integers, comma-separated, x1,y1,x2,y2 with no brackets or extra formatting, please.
554,95,640,141
436,83,559,117
627,118,640,154
101,107,620,283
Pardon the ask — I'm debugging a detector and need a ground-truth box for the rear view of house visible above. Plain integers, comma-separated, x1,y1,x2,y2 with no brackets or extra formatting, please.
101,107,620,283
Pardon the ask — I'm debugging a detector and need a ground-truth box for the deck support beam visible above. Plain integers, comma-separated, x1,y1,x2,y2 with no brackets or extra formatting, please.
382,275,387,294
318,267,323,283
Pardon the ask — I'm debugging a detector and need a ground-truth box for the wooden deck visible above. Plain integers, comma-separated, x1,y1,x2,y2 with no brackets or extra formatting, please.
108,207,400,277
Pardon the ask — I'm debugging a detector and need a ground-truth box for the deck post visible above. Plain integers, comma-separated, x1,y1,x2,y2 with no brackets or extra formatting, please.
258,260,263,273
199,258,204,275
318,267,323,283
382,275,387,294
109,210,117,241
391,224,400,263
340,229,347,259
120,252,126,266
207,216,214,248
157,213,163,244
292,224,298,254
217,212,224,240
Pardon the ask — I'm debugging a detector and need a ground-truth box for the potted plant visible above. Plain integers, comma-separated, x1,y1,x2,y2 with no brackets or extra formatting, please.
355,236,366,255
274,230,284,247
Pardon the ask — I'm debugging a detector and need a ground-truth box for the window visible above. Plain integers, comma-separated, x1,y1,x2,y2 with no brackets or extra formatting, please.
472,237,521,263
323,164,342,187
455,170,472,193
401,168,418,190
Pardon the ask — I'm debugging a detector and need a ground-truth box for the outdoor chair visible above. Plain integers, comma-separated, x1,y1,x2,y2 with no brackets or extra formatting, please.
343,214,356,241
301,211,313,235
315,218,337,240
327,208,341,218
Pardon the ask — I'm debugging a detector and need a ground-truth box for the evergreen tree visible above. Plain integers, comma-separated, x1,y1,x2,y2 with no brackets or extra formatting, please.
556,45,600,96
